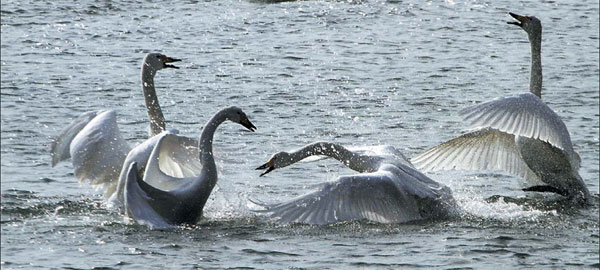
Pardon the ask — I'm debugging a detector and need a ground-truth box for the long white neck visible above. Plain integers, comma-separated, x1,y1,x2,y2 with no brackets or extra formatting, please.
285,142,380,173
141,63,166,136
528,32,543,98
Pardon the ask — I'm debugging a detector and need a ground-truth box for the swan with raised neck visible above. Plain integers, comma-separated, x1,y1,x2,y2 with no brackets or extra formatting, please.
124,106,257,228
508,12,542,98
412,13,590,204
141,53,181,135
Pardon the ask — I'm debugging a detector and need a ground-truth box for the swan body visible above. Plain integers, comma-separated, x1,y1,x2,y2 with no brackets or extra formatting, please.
412,13,590,203
50,53,190,200
124,107,257,229
254,142,457,225
107,130,202,207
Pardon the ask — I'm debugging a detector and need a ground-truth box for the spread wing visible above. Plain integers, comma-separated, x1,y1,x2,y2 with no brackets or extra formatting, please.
50,111,102,166
142,133,200,190
156,134,201,179
108,132,201,207
254,170,438,225
124,162,176,230
68,110,131,191
412,129,541,185
460,93,574,154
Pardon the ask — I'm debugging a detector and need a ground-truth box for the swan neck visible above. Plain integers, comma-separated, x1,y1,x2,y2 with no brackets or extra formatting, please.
196,110,228,190
290,142,374,172
141,63,166,135
529,33,542,99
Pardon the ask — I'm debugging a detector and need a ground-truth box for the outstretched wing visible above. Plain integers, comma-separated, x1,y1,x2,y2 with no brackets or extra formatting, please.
156,134,201,179
412,129,541,185
124,162,176,230
108,132,201,207
142,133,200,190
460,93,574,153
255,170,436,225
50,111,101,166
68,110,131,191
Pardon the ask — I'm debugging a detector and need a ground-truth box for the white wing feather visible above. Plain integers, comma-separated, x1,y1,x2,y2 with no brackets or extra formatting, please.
412,129,541,185
50,111,102,167
256,165,452,225
142,133,199,190
460,93,574,153
68,110,131,191
108,132,201,207
156,134,201,179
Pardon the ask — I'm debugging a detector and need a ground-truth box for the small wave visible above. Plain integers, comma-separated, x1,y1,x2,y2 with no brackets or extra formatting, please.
457,194,558,223
241,248,300,257
1,194,109,220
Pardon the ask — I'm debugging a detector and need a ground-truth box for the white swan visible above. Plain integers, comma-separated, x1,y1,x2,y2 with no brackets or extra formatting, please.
253,142,457,225
412,13,591,203
123,106,256,229
50,53,201,201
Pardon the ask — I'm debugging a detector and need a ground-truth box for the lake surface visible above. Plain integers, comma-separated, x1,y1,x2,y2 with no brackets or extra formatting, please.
1,0,598,269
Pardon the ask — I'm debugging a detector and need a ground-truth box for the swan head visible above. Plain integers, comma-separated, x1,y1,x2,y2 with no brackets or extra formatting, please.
507,12,542,37
224,106,257,132
256,152,292,177
143,53,182,72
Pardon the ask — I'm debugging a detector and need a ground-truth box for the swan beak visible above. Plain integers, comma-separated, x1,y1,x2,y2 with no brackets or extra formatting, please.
507,12,527,27
256,159,275,177
240,115,257,132
163,56,182,69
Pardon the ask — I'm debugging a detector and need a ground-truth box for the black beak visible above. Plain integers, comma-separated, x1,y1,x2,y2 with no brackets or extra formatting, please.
507,12,526,27
256,163,275,177
164,56,182,69
240,116,257,132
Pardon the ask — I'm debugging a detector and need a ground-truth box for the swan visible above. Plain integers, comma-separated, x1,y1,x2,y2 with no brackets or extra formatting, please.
123,106,256,229
50,53,201,201
412,13,591,203
253,142,458,225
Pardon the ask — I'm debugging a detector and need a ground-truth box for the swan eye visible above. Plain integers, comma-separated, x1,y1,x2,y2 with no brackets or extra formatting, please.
156,55,161,59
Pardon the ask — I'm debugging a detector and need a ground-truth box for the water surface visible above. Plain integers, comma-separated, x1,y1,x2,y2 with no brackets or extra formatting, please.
1,0,599,269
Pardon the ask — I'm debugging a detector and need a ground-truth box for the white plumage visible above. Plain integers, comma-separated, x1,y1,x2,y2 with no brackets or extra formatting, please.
254,142,458,225
412,13,590,203
50,53,201,203
124,107,256,229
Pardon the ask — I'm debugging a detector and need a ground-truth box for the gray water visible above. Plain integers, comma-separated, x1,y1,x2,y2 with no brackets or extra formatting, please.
1,0,599,269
